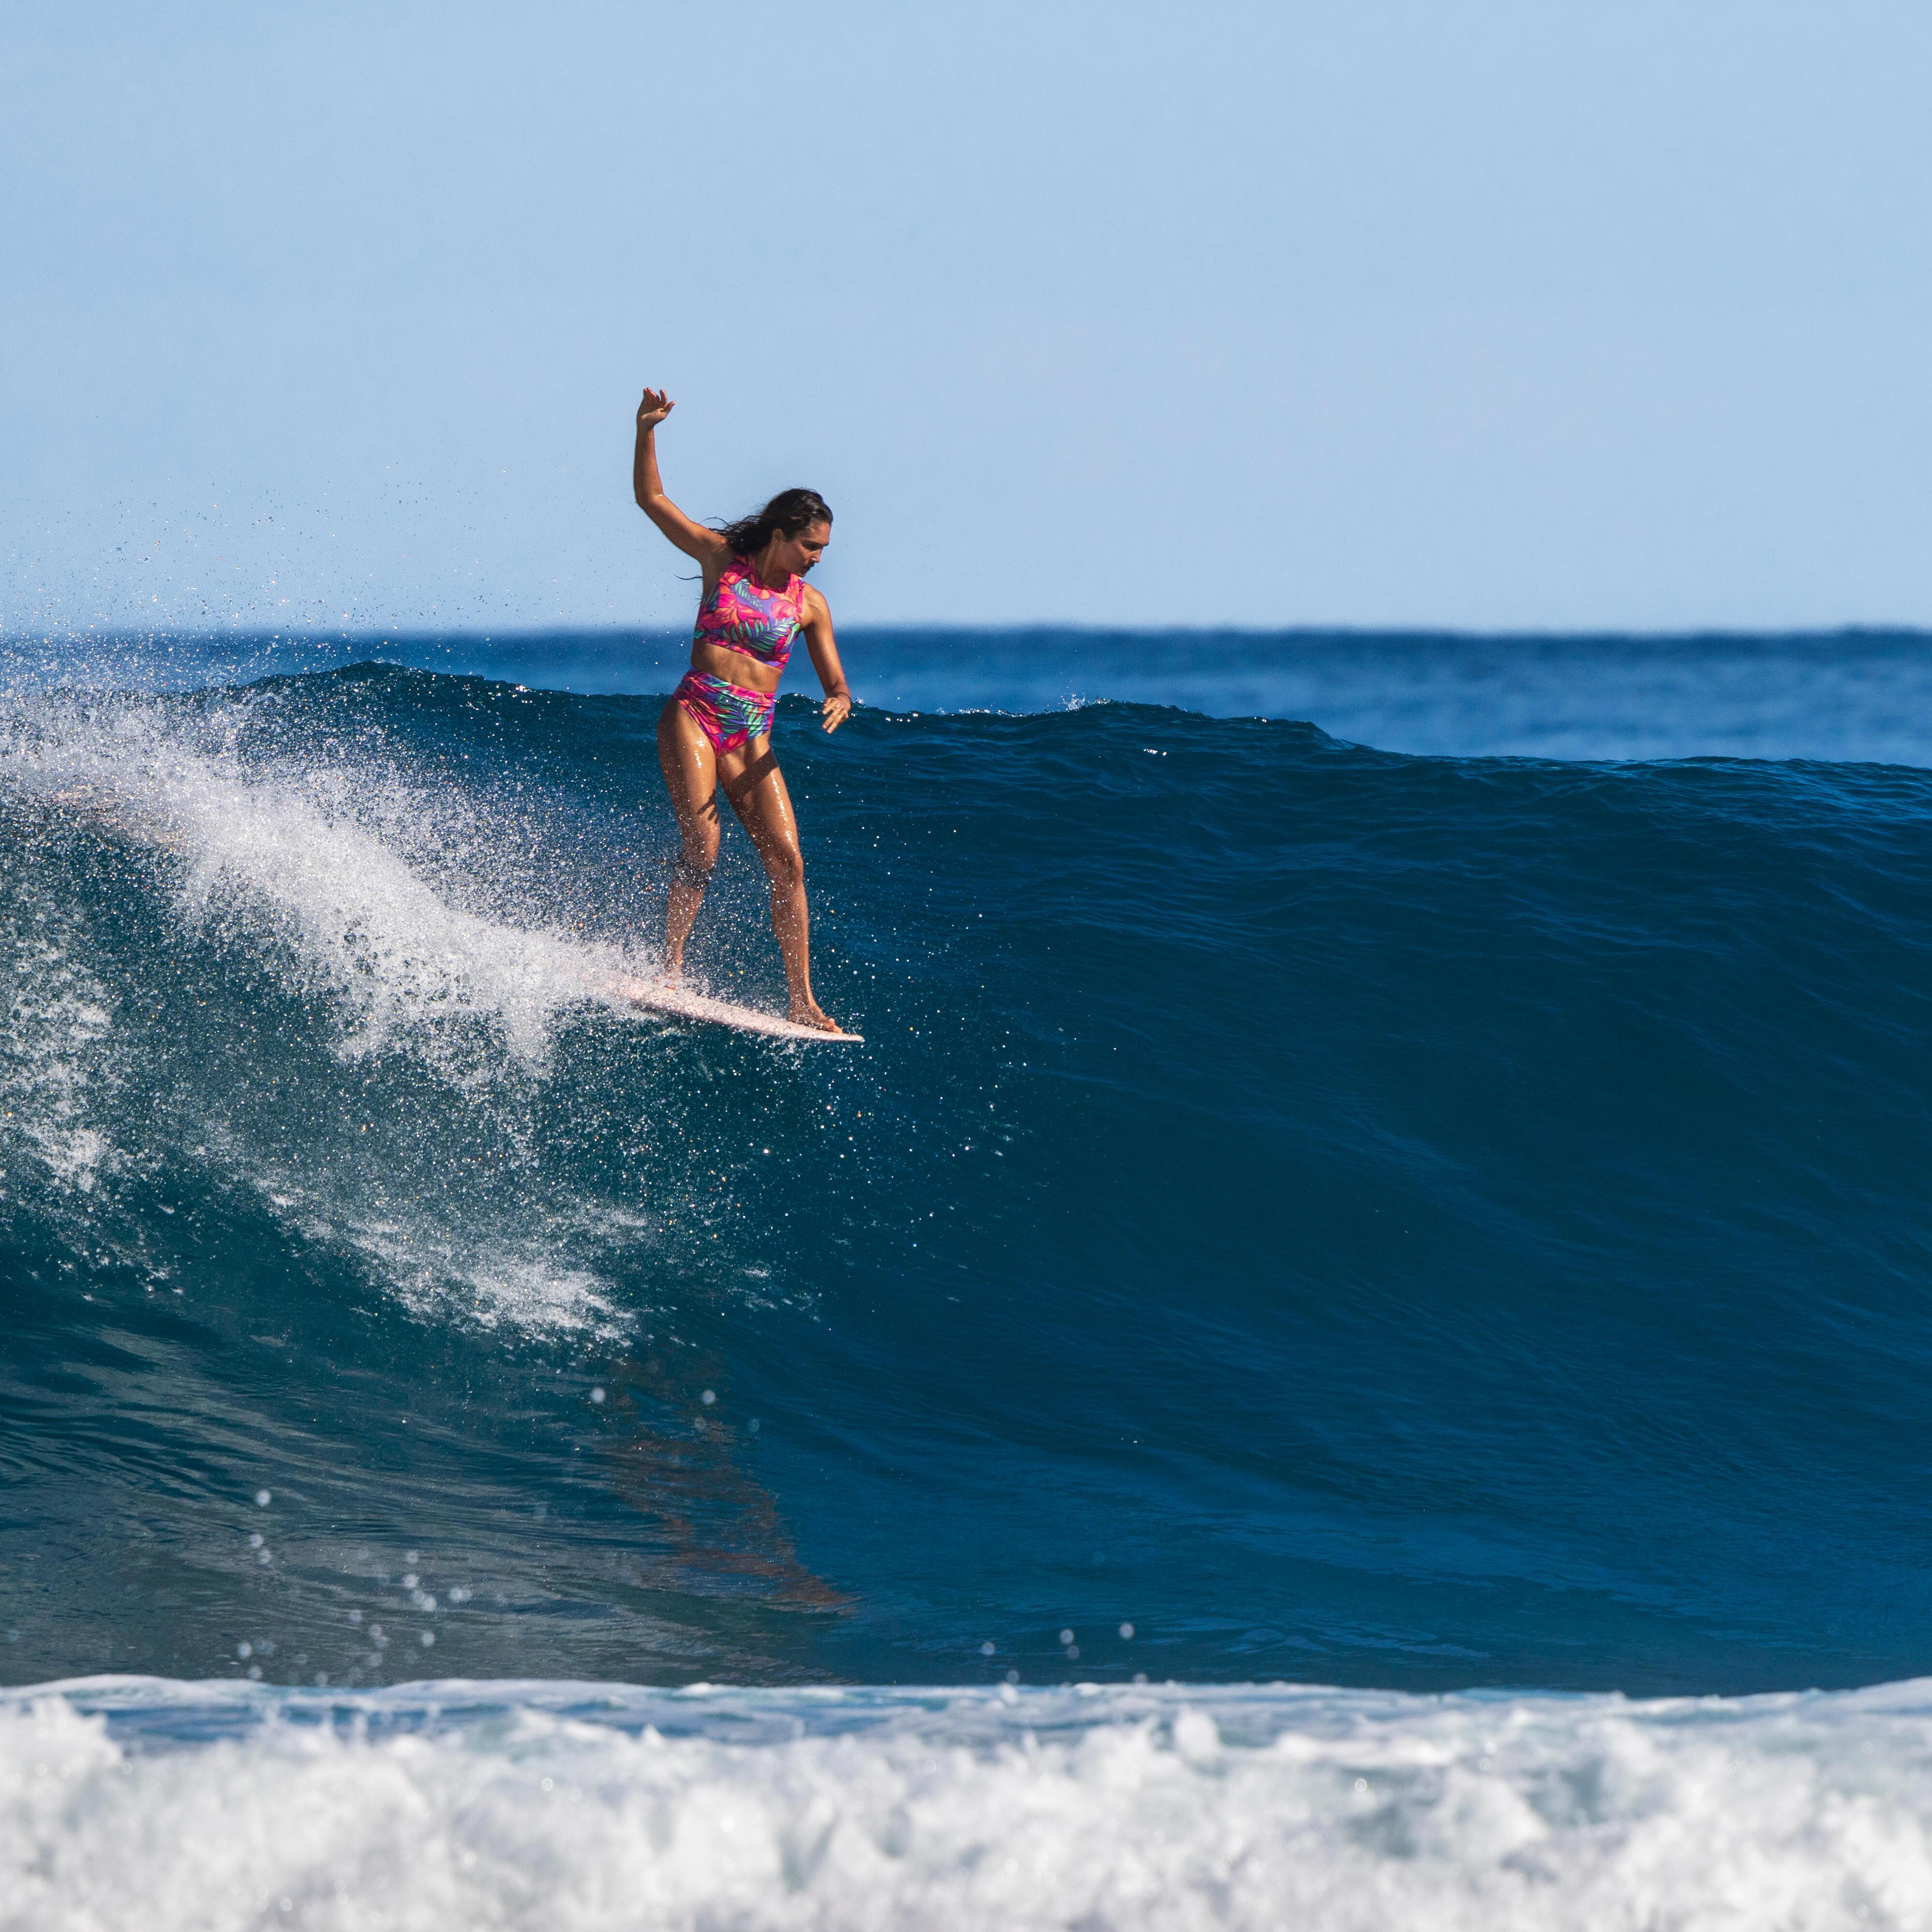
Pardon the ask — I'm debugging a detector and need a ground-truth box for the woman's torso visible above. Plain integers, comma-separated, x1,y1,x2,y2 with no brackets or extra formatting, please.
689,555,805,694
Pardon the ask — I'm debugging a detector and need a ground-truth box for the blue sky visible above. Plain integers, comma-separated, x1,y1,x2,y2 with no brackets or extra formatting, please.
4,1,1929,633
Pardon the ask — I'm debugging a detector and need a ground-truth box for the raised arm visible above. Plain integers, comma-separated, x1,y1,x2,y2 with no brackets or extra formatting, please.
633,388,729,567
801,585,853,733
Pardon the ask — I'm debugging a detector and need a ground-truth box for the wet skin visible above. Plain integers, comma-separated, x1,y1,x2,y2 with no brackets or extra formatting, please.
633,389,853,1032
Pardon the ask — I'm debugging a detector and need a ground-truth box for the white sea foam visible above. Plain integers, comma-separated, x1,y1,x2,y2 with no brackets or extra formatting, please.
0,693,677,1334
1,694,629,1076
0,889,119,1198
4,1676,1931,1930
336,1200,648,1338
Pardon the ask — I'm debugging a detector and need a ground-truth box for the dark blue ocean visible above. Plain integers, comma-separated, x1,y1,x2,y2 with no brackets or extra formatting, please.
8,627,1932,1928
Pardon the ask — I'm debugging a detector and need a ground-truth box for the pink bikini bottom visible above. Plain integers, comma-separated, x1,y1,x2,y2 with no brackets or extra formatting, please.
674,670,776,755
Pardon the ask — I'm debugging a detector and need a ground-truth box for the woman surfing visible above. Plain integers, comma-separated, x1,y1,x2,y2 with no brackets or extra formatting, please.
631,386,854,1035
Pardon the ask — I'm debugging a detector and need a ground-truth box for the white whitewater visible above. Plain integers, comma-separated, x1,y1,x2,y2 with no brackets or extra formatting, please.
5,1676,1930,1929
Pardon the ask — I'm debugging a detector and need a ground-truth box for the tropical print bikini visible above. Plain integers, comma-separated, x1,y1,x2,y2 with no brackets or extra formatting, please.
674,555,807,754
672,670,777,756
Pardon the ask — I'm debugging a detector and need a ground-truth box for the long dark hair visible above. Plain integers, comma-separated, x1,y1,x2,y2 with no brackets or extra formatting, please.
716,488,832,558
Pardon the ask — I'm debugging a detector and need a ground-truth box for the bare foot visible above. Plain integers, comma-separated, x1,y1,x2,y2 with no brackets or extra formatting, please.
788,999,844,1034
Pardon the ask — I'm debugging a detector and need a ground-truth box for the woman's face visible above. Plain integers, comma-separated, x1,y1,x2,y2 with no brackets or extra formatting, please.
766,520,832,578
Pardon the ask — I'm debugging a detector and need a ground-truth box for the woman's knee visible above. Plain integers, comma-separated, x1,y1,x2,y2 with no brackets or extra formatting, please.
676,826,720,883
762,843,804,891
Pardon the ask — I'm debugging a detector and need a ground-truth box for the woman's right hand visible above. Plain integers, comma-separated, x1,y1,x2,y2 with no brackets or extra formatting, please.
637,387,676,431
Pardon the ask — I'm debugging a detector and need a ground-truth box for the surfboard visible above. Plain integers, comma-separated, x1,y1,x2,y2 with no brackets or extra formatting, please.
609,976,863,1043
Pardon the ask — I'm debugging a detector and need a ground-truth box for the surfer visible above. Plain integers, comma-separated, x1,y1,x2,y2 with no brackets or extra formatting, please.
632,386,853,1033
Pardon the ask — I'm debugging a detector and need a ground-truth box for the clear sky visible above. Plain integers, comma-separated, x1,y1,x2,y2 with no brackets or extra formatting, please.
4,1,1929,635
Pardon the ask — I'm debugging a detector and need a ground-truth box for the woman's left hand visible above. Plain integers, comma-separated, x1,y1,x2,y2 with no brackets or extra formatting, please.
820,691,853,733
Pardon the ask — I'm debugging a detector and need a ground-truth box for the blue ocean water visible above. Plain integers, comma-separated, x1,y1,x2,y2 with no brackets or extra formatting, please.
23,623,1932,762
6,628,1932,1925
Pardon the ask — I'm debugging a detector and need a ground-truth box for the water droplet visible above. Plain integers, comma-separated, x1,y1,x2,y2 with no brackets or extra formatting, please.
1119,1622,1135,1640
980,1641,995,1656
254,1490,271,1508
701,1389,716,1405
1058,1629,1074,1646
590,1387,606,1404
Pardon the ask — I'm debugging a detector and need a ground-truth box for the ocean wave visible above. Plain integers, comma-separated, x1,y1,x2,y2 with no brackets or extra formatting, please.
4,663,1932,1699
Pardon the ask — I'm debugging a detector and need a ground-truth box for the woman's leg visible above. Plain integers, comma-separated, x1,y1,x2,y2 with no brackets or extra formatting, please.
656,698,721,977
722,745,838,1031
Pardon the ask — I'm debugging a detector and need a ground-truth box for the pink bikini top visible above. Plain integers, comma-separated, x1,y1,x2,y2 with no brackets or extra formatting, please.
692,555,806,672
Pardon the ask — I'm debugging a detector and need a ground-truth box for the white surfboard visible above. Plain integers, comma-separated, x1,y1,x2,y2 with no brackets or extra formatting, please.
609,976,862,1043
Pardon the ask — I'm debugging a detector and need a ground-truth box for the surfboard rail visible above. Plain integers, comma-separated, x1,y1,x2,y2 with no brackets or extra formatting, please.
607,975,863,1043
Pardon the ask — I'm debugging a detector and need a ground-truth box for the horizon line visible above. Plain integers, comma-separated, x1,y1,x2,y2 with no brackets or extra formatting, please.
6,621,1932,649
